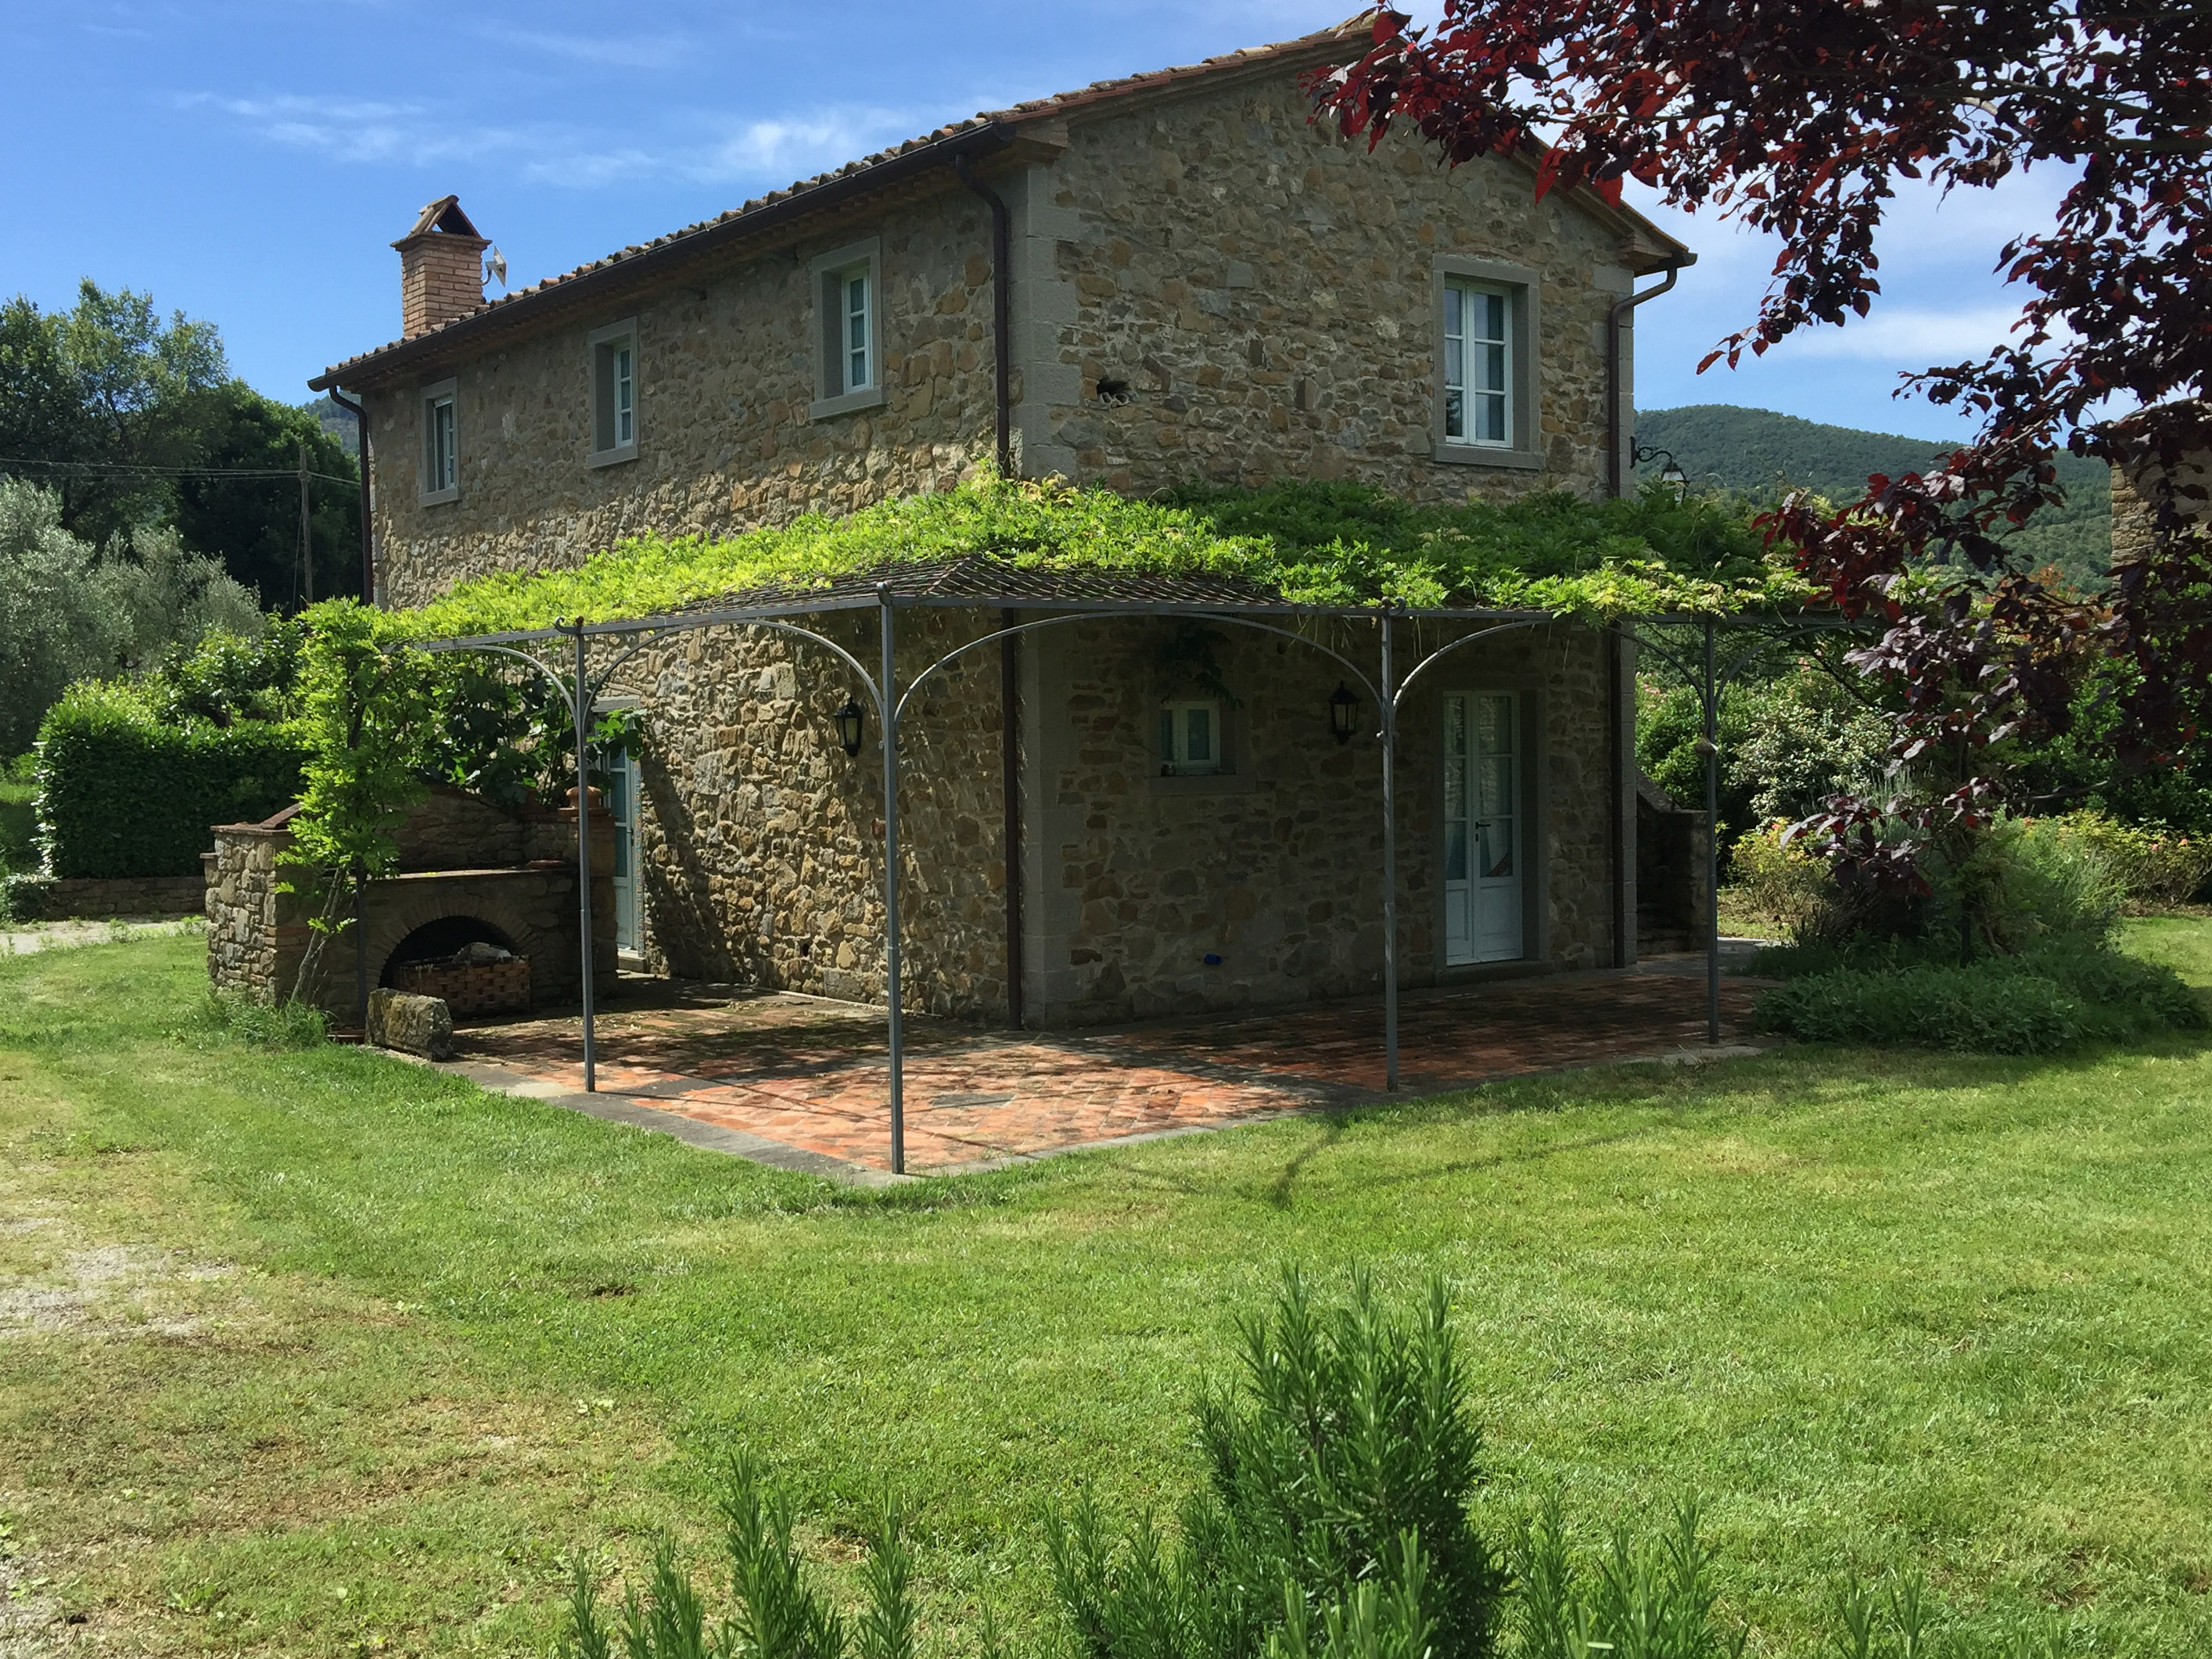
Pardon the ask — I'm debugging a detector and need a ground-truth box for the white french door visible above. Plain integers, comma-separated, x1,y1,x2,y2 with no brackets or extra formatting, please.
1442,691,1524,965
600,749,643,953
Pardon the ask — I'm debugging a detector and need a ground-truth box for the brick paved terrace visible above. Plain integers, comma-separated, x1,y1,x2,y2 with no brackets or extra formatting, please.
447,956,1767,1178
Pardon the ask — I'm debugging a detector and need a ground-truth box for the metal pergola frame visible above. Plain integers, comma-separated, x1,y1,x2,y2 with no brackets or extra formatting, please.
408,580,1867,1173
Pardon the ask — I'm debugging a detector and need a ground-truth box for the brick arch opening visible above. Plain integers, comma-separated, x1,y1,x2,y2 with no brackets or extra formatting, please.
378,914,519,988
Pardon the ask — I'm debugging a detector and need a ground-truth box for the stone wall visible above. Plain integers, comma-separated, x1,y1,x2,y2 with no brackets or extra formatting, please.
1014,76,1636,499
361,65,1657,609
605,604,1627,1028
2,874,206,921
2111,449,2210,569
1019,614,1623,1024
206,794,615,1018
365,183,1007,606
613,609,1012,1020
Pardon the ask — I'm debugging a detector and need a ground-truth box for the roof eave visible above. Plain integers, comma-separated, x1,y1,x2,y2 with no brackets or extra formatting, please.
311,122,1022,393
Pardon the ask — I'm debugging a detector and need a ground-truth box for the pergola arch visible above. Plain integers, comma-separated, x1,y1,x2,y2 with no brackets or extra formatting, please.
411,573,1846,1173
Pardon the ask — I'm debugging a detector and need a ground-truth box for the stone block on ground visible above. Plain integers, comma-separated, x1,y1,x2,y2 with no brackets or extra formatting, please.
367,988,455,1060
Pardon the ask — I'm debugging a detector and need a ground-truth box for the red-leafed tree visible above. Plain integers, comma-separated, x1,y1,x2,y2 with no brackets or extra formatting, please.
1310,0,2211,913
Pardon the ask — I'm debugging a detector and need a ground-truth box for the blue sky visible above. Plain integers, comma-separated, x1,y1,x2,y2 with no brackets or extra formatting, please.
5,0,2065,443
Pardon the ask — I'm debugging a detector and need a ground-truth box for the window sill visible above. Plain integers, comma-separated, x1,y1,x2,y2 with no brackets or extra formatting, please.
1149,773,1265,797
810,386,886,422
587,445,640,470
1431,443,1545,471
418,487,459,507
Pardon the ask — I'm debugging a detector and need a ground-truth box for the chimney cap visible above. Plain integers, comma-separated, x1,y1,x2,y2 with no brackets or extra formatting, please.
393,195,487,250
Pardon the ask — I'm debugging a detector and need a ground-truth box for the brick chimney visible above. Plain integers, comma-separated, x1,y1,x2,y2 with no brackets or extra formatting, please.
393,196,490,339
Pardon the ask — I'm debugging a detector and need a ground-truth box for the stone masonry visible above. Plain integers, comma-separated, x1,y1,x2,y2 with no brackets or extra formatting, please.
321,31,1668,1027
608,606,1625,1027
206,788,615,1018
357,56,1672,605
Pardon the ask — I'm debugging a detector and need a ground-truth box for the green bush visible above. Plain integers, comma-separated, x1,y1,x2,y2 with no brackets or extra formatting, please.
34,680,307,878
2052,810,2212,911
1756,942,2206,1053
1049,1269,1503,1659
1725,821,1831,937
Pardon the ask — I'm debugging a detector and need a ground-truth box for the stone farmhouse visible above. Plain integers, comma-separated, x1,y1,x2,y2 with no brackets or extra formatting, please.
308,18,1704,1030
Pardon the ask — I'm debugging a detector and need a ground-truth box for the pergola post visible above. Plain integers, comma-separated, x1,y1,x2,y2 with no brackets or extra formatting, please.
1381,612,1399,1091
569,619,600,1091
1701,616,1721,1046
879,587,906,1175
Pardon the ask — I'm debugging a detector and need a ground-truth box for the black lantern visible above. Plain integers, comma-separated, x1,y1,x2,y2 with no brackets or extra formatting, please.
1329,682,1360,744
833,696,865,756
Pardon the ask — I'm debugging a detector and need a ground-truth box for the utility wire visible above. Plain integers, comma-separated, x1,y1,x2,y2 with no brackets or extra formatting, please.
0,455,360,487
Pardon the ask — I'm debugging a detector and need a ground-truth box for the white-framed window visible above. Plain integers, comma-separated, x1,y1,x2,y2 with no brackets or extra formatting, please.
1431,259,1542,470
809,239,885,420
419,378,458,505
1442,282,1511,447
1159,700,1222,776
588,318,639,466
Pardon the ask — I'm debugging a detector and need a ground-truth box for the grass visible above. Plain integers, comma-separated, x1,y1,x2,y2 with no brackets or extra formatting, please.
3,927,2212,1656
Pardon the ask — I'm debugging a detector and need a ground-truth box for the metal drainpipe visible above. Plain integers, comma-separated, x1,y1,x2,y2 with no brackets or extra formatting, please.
953,153,1014,479
957,153,1023,1034
326,389,375,602
1604,265,1681,975
1605,265,1682,500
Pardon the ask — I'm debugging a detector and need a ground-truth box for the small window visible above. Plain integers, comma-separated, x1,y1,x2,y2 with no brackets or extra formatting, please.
588,320,639,465
1442,282,1510,447
419,378,458,505
1159,701,1222,776
809,239,885,420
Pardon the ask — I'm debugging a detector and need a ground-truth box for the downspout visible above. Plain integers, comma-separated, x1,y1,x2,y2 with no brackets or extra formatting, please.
1604,264,1681,500
953,153,1014,479
327,388,375,603
955,152,1024,1025
1603,263,1681,969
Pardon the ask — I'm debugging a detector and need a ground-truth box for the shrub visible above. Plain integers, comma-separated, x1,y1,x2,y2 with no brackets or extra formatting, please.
2052,811,2212,911
1049,1269,1503,1659
1507,1496,1743,1659
1726,821,1830,937
33,680,307,878
1755,942,2205,1053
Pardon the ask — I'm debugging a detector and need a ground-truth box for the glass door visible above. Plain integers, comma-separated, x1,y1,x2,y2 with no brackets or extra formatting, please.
1442,691,1524,965
598,748,642,953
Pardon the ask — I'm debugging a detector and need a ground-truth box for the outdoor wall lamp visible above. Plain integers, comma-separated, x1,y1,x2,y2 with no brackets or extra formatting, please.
833,697,865,756
1632,441,1689,496
1329,682,1360,744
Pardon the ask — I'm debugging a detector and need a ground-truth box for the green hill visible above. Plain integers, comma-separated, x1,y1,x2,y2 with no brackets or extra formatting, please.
1635,404,2110,587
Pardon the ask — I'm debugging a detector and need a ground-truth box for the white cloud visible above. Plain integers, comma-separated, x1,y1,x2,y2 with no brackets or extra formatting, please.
474,25,693,73
181,92,530,167
1776,304,2032,364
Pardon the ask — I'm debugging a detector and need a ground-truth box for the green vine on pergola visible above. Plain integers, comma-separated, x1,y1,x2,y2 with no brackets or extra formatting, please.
285,472,1812,913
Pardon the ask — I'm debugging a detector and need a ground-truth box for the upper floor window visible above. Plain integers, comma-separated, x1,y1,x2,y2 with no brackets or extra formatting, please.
419,378,458,505
588,319,639,466
1443,282,1511,447
809,238,885,421
1431,259,1543,472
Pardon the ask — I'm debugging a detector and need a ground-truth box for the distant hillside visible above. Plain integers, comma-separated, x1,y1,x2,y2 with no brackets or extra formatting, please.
306,394,361,459
1636,404,2110,587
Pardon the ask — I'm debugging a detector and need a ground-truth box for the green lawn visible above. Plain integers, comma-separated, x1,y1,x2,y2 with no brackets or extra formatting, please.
3,929,2211,1656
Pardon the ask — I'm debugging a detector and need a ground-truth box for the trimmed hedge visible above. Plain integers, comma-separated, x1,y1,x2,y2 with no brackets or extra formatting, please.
34,681,308,878
1756,943,2208,1054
